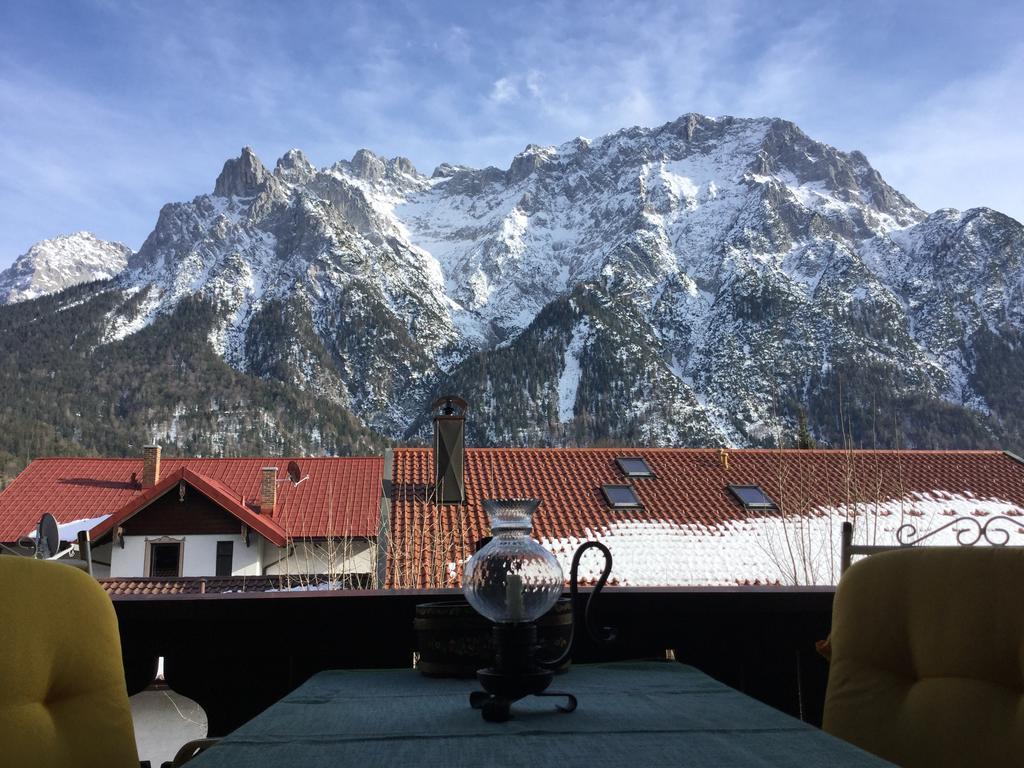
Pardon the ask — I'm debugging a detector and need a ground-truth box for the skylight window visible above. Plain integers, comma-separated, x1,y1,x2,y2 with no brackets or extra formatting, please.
602,484,642,509
616,457,655,478
728,485,777,510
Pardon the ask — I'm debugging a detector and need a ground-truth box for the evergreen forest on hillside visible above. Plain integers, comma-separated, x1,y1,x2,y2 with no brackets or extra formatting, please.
0,281,385,483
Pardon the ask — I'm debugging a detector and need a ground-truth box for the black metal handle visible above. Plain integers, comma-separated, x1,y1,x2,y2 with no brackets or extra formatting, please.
539,541,615,669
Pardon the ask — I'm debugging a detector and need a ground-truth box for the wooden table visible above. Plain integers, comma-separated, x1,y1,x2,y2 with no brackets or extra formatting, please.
189,661,894,767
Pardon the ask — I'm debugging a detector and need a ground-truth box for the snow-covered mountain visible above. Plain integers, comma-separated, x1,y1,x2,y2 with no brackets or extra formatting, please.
1,114,1022,457
0,232,130,304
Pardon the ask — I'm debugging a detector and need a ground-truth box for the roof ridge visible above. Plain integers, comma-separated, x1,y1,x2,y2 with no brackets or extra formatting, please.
26,455,383,461
165,455,383,461
28,456,140,462
395,447,1008,455
25,450,1007,463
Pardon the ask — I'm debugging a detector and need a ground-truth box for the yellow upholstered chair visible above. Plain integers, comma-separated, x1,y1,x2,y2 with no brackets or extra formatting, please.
0,556,139,768
823,546,1024,768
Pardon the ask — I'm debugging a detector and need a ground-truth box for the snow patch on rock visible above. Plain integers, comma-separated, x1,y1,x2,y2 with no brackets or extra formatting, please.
1,232,130,304
558,319,590,422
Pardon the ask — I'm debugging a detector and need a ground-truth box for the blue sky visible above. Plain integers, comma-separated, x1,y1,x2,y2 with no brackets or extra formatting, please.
1,0,1022,264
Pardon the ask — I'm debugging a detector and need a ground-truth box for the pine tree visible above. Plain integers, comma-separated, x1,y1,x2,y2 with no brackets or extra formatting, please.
796,409,816,450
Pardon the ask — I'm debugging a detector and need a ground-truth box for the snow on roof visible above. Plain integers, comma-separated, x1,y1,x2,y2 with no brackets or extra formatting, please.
539,491,1024,587
388,448,1024,588
26,515,111,542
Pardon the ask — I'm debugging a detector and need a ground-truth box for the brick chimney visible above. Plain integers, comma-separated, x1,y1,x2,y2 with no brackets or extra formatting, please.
142,445,161,488
260,467,278,515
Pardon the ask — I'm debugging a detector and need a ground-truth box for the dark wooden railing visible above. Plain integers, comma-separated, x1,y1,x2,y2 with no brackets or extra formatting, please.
114,586,835,736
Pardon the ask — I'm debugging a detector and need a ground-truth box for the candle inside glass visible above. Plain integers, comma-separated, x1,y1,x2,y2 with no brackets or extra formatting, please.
505,573,525,622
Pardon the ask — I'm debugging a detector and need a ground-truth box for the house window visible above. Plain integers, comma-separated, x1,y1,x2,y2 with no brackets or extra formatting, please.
149,542,182,577
601,484,642,509
727,485,777,510
616,457,655,477
216,541,234,576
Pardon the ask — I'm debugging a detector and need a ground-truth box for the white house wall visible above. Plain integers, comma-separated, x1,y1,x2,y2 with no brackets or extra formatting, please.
109,534,260,578
263,539,375,578
111,535,148,577
182,534,260,577
103,534,374,579
90,542,113,579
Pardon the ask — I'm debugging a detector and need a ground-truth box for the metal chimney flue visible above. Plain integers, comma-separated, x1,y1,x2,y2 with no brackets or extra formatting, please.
432,395,467,505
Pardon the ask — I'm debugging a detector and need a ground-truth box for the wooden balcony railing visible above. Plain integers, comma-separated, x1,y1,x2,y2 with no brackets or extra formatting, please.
114,586,836,736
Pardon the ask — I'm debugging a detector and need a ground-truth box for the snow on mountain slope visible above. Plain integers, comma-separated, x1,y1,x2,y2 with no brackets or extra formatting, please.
0,232,130,304
8,114,1023,452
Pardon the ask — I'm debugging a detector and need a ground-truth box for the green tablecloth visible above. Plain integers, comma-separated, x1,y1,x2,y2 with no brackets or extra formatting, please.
189,661,893,767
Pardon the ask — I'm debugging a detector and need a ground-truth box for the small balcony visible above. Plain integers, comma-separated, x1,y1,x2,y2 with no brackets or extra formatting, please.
113,585,835,737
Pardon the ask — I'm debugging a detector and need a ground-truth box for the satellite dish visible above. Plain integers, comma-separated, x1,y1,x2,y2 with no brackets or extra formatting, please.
37,513,60,559
287,460,302,484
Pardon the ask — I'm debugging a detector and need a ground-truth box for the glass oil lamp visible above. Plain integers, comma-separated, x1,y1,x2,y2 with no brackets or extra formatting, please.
463,499,614,722
463,499,564,624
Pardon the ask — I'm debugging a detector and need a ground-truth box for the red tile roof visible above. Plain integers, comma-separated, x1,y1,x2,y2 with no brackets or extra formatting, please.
89,467,290,547
0,456,383,542
385,448,1024,588
100,573,371,596
102,578,207,596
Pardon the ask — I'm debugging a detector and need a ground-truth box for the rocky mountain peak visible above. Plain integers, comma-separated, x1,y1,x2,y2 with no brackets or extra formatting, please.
431,162,471,179
349,149,386,182
274,148,315,183
389,156,418,177
214,146,270,197
507,143,556,184
563,136,591,154
0,231,131,304
745,118,922,225
334,150,423,189
680,112,702,141
658,112,721,143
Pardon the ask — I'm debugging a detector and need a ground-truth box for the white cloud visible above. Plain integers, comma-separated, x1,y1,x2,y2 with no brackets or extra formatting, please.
487,69,544,107
525,69,543,97
462,1,744,153
490,77,520,104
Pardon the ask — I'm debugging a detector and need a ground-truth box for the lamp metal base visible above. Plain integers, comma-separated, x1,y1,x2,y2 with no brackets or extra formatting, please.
468,622,577,722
